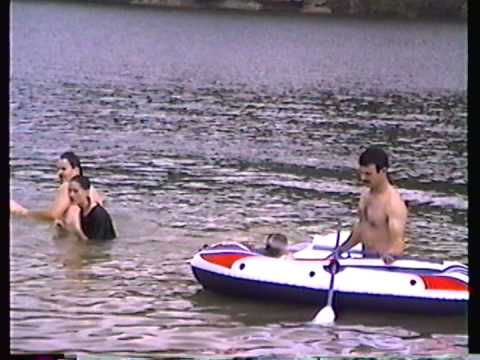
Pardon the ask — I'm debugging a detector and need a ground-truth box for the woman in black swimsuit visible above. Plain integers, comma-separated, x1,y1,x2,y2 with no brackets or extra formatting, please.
68,175,116,241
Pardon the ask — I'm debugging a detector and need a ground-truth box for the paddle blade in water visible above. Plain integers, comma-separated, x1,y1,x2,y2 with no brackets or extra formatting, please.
312,305,335,325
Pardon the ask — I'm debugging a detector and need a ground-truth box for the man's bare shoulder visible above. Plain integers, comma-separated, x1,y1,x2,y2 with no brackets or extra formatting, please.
359,188,370,200
389,186,406,202
387,186,408,213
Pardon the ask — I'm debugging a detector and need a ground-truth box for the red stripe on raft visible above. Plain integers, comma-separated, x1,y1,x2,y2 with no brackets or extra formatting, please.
421,275,468,291
201,254,251,269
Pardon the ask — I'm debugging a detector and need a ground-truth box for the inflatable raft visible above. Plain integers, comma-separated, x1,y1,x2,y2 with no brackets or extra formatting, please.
190,231,468,315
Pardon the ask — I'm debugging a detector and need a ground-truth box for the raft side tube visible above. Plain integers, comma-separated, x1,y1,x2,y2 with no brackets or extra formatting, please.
191,266,467,315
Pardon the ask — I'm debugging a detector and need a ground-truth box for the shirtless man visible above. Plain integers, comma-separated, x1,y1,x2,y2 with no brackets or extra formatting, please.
11,151,104,233
336,147,408,264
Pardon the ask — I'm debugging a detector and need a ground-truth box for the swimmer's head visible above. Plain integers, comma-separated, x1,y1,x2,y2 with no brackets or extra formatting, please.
264,233,288,257
57,151,83,183
68,175,91,206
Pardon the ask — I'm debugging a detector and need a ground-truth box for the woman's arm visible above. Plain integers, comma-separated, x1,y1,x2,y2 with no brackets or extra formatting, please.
10,200,29,216
55,211,88,241
24,183,72,222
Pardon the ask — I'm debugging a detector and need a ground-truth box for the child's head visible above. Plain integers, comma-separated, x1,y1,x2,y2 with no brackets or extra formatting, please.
264,233,288,257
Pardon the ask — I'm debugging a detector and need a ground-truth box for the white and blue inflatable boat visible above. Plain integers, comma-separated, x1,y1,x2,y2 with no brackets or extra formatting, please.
190,231,468,315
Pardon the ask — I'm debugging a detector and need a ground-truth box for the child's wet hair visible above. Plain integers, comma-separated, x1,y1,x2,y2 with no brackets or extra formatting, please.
265,233,288,257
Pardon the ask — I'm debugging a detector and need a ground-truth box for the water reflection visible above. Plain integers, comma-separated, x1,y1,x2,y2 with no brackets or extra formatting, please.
189,290,467,334
53,236,114,270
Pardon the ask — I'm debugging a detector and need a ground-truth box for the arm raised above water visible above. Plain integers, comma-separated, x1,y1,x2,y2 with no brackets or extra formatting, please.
24,183,72,222
10,200,29,216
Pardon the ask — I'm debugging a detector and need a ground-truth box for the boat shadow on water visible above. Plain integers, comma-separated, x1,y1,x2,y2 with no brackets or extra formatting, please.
189,289,467,335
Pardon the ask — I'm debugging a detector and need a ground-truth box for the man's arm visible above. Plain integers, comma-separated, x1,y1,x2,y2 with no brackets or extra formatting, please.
337,194,365,254
386,194,408,257
337,221,361,253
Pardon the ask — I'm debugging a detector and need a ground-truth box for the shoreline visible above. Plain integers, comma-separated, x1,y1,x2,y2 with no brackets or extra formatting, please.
75,0,467,20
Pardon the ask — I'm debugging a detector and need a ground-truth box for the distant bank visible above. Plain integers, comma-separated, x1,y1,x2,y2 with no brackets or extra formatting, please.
74,0,467,19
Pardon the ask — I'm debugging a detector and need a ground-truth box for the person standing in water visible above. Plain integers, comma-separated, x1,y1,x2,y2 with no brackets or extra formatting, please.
67,175,116,241
336,146,408,264
11,151,104,233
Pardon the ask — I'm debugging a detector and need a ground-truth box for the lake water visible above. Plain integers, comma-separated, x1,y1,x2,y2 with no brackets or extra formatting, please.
10,0,468,357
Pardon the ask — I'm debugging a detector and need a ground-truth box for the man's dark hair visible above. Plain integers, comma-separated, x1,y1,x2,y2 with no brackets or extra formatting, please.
70,175,91,190
60,151,83,175
359,146,389,172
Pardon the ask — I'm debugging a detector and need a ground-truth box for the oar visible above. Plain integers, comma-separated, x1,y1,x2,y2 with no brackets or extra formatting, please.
312,221,342,325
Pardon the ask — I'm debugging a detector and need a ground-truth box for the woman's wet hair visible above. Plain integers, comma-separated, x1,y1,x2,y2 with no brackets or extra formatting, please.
359,146,389,172
70,175,91,190
60,151,83,175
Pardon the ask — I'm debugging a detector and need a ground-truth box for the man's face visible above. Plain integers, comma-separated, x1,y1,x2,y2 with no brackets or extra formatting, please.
359,164,384,188
68,181,88,206
56,159,79,183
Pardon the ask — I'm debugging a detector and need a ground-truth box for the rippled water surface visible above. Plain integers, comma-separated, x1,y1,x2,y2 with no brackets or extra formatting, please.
10,0,467,357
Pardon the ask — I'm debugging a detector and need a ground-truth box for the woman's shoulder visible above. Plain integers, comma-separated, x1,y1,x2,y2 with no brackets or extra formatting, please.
89,185,105,206
90,203,114,219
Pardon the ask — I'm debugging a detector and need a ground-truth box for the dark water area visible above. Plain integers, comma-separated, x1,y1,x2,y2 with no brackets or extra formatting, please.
10,0,467,357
